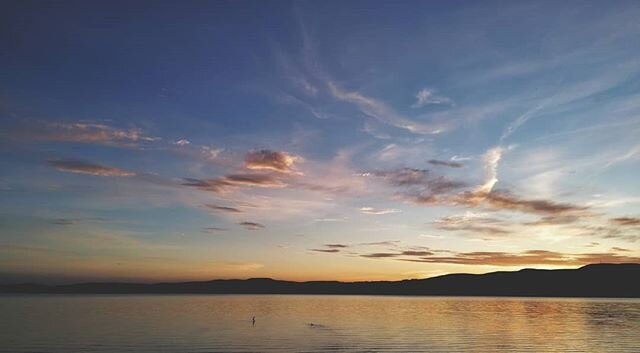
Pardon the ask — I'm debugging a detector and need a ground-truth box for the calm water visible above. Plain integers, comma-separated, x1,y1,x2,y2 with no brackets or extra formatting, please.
0,295,638,352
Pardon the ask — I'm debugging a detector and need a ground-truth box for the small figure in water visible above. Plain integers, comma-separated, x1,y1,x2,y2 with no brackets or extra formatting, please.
252,316,255,326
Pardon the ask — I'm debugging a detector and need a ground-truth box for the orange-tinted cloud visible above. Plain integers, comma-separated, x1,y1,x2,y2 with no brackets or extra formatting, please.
245,149,302,174
313,240,639,267
400,250,640,266
610,217,640,226
350,249,640,266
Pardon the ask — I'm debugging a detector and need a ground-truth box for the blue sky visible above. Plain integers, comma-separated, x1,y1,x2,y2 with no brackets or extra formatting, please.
1,0,639,283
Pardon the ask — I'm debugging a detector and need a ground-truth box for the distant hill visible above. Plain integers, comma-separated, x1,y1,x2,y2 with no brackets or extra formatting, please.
1,263,639,297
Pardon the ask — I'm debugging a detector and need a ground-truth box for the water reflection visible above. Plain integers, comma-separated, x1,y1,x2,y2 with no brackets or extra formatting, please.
0,295,638,352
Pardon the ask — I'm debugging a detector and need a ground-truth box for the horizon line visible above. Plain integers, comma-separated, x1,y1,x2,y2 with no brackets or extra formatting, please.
4,262,638,287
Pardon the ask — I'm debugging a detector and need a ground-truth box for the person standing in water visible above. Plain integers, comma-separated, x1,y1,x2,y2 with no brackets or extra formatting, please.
252,316,255,326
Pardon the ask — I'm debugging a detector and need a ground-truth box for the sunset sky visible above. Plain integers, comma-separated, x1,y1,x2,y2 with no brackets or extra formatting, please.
1,0,639,283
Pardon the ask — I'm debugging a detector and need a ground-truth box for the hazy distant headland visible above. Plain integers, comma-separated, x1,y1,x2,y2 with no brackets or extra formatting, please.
2,264,639,298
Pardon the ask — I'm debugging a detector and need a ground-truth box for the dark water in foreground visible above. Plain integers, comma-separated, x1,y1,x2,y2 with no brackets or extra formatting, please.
1,295,638,352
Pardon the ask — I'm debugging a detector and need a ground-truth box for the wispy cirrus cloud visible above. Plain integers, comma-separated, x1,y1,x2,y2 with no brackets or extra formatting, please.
48,159,135,177
275,23,446,135
499,97,555,144
327,81,448,135
245,149,303,174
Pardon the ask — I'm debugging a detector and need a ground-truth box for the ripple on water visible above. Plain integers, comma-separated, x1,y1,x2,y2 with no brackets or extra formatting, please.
0,295,638,353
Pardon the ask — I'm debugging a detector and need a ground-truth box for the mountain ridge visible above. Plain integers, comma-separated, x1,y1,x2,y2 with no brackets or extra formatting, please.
2,263,639,297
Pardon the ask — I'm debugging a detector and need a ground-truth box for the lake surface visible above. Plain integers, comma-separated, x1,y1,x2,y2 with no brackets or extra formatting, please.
1,295,638,352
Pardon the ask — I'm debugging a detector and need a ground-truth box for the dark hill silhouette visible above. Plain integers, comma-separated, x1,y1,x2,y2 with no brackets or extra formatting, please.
1,263,639,297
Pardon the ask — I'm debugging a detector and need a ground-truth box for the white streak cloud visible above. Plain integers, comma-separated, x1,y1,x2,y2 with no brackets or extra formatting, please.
327,81,447,135
360,207,400,215
412,88,452,108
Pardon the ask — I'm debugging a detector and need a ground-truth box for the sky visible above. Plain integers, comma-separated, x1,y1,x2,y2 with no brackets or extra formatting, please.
1,0,639,283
